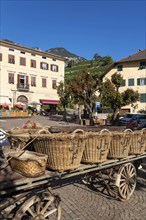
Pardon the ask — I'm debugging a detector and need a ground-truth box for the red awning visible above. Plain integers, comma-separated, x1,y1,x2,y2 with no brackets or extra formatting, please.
40,99,59,105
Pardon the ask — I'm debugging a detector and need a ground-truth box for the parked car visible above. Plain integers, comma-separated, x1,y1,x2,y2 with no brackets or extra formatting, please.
117,113,135,126
126,114,146,130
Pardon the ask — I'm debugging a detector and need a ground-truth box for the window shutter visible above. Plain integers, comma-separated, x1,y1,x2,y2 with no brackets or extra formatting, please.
0,53,2,61
17,74,20,83
26,76,29,84
137,78,140,85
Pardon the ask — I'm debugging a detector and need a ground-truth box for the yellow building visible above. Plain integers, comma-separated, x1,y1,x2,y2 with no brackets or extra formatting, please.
0,40,65,109
102,49,146,113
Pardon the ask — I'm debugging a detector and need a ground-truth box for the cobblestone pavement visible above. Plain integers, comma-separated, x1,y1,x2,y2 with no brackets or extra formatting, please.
0,116,146,220
51,162,146,220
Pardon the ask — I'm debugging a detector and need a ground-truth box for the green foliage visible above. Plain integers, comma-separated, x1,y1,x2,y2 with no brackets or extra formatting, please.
68,70,100,115
122,89,139,106
111,72,123,88
65,53,113,81
57,81,71,108
101,73,140,123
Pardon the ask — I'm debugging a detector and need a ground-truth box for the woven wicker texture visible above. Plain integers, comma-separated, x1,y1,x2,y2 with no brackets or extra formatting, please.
9,150,48,177
142,128,146,152
129,130,145,155
8,127,41,150
108,129,133,159
81,129,112,163
33,129,86,172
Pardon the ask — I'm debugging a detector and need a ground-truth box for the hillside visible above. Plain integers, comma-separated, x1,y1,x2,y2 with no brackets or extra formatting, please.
46,47,86,63
65,59,113,80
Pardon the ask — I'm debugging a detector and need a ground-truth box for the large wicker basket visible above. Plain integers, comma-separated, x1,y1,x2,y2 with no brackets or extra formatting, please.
32,129,86,172
81,129,112,163
129,129,145,155
9,150,48,177
108,129,132,159
142,128,146,152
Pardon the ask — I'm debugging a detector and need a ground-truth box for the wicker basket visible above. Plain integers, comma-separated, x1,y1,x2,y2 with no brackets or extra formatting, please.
108,129,132,159
32,129,86,172
8,127,40,150
129,130,145,155
81,129,112,163
142,128,146,152
9,150,48,177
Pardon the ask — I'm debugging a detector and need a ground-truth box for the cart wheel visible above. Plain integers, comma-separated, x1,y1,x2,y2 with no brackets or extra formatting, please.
90,173,117,197
14,192,61,220
117,163,137,201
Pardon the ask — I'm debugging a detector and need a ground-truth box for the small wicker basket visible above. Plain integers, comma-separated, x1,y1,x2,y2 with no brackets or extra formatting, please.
108,129,132,159
81,129,112,163
129,129,145,155
8,127,40,150
32,129,86,172
9,150,48,177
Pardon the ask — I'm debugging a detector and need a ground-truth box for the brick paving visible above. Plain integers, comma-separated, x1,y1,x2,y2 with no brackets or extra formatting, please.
0,116,146,220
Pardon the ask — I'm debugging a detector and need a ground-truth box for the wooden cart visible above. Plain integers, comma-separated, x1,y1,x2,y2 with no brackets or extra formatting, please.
0,151,146,220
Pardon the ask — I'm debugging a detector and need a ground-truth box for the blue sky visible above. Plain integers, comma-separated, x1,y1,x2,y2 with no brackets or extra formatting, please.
1,0,146,61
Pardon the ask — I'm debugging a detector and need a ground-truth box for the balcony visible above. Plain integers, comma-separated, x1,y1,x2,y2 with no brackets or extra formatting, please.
17,83,29,91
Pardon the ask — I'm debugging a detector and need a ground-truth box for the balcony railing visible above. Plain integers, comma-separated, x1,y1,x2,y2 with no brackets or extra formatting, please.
17,84,29,91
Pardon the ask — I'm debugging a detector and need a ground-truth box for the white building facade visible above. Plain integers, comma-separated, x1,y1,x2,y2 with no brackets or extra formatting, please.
0,40,65,108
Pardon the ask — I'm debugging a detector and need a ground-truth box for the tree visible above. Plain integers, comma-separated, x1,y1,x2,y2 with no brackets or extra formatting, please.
57,81,71,121
93,53,102,62
68,70,101,124
101,73,139,124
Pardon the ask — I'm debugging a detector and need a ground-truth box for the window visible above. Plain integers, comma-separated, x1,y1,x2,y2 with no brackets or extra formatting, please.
9,48,14,51
0,53,2,61
40,62,49,70
8,73,14,84
137,78,146,85
17,74,29,89
51,64,58,72
121,79,126,86
140,93,146,103
52,58,56,61
30,59,36,68
117,65,123,71
31,53,36,56
20,51,25,54
128,78,134,86
42,78,47,87
31,76,36,87
42,56,46,59
20,57,26,66
8,55,15,64
52,80,57,89
139,62,146,69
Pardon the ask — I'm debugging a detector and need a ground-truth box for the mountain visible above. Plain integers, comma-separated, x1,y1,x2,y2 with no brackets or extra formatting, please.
46,47,86,64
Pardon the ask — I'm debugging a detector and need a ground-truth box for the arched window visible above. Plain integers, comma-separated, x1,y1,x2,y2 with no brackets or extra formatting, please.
17,95,28,104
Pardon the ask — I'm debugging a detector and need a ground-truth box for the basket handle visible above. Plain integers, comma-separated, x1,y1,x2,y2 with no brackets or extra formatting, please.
141,128,146,134
11,127,20,130
42,126,51,130
37,128,51,134
100,129,111,136
71,129,85,137
123,129,133,134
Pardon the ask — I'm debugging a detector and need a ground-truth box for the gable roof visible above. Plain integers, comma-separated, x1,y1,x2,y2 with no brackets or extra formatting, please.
101,49,146,79
117,49,146,63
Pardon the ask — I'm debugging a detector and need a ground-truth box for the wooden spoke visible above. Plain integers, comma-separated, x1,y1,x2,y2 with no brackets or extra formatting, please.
118,163,137,201
14,192,61,220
